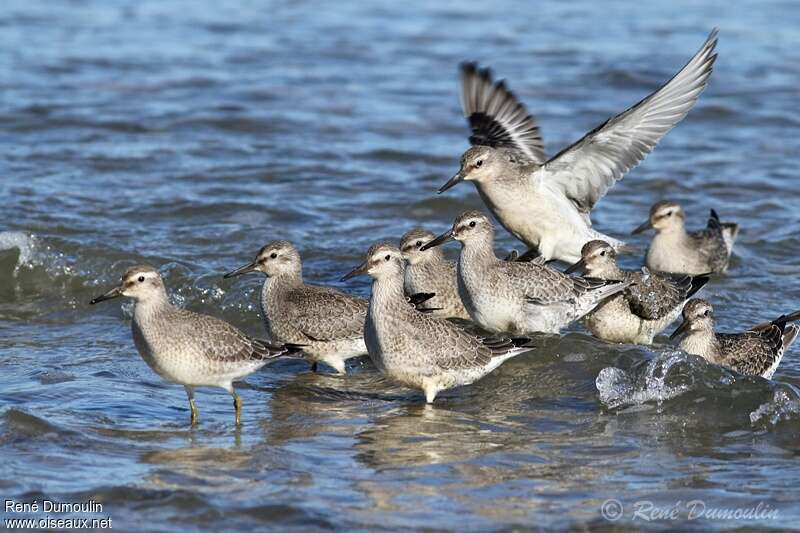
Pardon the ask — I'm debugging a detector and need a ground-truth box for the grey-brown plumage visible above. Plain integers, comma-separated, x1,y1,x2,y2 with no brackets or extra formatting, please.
438,30,719,263
399,228,470,320
89,265,298,426
633,201,739,275
421,211,631,335
342,243,534,403
224,240,367,374
566,240,709,344
671,299,800,379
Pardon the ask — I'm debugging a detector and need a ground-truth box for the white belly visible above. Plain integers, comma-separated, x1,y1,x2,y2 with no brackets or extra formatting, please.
477,181,595,263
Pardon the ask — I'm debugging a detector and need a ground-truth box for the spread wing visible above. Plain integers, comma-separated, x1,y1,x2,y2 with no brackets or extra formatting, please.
179,310,293,362
537,29,718,215
459,62,547,165
288,286,367,342
627,271,709,320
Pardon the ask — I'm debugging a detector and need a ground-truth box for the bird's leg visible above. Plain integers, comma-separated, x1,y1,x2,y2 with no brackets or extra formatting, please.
310,362,318,372
184,386,199,426
232,392,243,426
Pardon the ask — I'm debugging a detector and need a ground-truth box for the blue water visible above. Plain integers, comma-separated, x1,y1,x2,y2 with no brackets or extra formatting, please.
2,0,800,530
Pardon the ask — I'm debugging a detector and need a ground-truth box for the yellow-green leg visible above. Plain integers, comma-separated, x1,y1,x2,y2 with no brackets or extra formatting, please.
233,392,243,426
185,386,199,426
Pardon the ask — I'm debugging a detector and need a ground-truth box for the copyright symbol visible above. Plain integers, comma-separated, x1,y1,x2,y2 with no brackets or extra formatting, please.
601,499,623,521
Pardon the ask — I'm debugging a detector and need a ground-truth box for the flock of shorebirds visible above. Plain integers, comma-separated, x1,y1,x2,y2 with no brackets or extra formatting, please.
89,29,800,426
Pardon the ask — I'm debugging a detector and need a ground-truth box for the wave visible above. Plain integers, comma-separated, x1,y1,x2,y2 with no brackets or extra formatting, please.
597,349,800,428
0,231,265,326
0,231,39,275
596,350,728,409
749,385,800,427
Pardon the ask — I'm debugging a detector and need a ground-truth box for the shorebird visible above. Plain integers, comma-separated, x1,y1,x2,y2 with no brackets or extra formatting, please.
342,242,534,403
421,211,631,335
565,240,710,344
399,228,471,320
90,265,299,426
224,240,368,374
671,299,800,379
632,201,739,275
438,30,719,264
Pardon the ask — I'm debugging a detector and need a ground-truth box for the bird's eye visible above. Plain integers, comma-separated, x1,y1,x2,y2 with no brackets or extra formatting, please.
469,221,476,228
138,276,145,283
667,211,673,216
703,310,709,317
270,252,278,259
600,251,606,256
475,159,483,168
384,254,391,261
415,241,422,247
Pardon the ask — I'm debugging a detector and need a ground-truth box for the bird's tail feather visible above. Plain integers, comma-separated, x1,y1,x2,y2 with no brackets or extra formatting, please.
686,274,712,299
782,325,799,353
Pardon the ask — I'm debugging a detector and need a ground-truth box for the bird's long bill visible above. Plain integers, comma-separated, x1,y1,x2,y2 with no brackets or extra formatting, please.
341,261,368,281
437,170,464,194
89,285,122,305
669,318,691,341
419,230,453,251
223,262,257,279
564,258,586,274
631,220,653,235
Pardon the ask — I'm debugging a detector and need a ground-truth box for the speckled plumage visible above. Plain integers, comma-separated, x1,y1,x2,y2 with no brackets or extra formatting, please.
635,201,738,275
226,240,367,374
350,243,533,403
439,31,718,263
423,212,631,335
400,228,470,320
90,265,296,425
673,299,800,379
567,240,709,344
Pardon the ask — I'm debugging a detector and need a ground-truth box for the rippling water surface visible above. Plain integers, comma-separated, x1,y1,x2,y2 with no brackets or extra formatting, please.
2,0,800,530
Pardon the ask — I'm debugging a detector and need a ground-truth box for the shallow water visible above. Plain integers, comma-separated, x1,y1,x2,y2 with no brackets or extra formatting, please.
2,0,800,530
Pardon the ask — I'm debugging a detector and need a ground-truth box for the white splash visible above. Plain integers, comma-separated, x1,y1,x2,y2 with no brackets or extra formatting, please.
750,386,800,426
596,351,704,409
0,231,38,274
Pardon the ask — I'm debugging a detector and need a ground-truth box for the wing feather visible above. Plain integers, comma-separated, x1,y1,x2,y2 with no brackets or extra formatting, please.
459,62,547,165
538,29,718,213
288,286,367,342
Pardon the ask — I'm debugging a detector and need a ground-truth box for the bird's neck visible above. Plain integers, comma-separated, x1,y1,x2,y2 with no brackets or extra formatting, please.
265,271,303,294
460,238,498,271
680,329,719,362
419,248,445,264
370,272,409,313
587,262,625,280
133,291,173,324
656,222,687,239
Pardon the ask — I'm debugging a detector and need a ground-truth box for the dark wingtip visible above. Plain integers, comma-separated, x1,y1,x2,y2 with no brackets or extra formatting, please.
408,292,436,307
511,337,536,349
285,342,307,351
773,311,800,328
687,274,712,299
460,61,478,74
